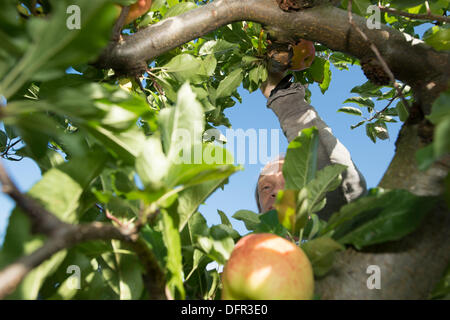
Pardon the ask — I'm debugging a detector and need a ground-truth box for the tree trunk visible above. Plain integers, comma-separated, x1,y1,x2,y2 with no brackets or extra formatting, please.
315,121,450,299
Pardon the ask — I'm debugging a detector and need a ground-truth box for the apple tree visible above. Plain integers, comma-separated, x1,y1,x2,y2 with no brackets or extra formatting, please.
0,0,449,299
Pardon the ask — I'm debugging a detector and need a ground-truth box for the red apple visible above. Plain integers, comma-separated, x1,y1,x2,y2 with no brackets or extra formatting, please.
221,233,314,300
290,39,315,71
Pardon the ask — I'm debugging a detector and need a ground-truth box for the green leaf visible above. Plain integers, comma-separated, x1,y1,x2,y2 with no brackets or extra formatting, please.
274,189,297,233
0,0,116,98
217,210,232,228
306,57,327,83
180,212,209,283
164,54,209,84
165,144,237,189
337,106,363,116
199,39,239,56
373,122,389,140
87,125,147,165
254,210,287,237
215,68,243,100
0,148,107,299
166,0,179,7
365,123,377,143
340,0,373,16
283,127,319,189
351,81,383,98
319,60,331,94
434,116,450,158
427,91,450,125
0,209,67,300
110,240,144,300
306,164,347,213
136,135,169,190
197,225,235,265
423,25,450,51
415,144,436,171
429,263,450,300
301,237,345,277
43,249,93,300
232,210,261,231
324,189,437,250
161,209,185,299
159,83,204,160
343,96,374,109
396,100,409,122
177,177,235,232
164,1,197,18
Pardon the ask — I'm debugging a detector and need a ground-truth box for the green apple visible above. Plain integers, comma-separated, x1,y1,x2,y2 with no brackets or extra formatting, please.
221,233,314,300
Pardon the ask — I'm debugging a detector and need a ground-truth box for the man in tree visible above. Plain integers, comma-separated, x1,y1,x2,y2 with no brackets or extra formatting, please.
256,70,367,220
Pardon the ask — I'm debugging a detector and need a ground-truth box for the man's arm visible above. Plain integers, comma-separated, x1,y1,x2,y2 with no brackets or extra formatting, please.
261,72,367,220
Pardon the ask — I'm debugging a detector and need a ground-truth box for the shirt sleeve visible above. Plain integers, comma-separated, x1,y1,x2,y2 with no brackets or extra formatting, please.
267,82,367,219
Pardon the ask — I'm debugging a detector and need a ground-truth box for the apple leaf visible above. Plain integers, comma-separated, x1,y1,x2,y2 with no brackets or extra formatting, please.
319,60,331,94
306,164,346,214
215,68,244,101
301,237,345,277
283,127,319,190
161,209,186,299
337,106,363,116
322,189,438,250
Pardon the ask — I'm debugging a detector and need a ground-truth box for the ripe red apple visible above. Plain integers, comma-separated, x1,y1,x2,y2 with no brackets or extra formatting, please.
221,233,314,300
290,39,315,71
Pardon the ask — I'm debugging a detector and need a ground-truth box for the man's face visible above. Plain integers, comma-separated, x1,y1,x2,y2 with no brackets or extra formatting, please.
257,159,285,213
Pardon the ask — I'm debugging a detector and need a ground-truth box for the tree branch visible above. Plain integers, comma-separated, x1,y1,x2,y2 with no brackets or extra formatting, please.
0,160,63,236
0,161,166,300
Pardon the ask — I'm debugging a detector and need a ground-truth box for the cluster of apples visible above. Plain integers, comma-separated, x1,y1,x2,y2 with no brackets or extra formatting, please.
221,233,314,300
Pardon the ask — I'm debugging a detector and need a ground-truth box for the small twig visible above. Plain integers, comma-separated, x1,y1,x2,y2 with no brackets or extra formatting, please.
424,1,431,16
105,209,124,227
378,5,450,23
347,1,410,110
1,138,22,157
366,84,407,123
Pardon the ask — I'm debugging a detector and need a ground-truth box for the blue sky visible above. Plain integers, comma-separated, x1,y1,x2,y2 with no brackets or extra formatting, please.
0,63,403,243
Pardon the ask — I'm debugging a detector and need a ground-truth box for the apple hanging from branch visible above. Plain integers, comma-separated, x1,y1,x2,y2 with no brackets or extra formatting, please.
221,233,314,300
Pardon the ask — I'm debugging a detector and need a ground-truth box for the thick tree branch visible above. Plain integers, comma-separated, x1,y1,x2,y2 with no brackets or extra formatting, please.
0,161,166,300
